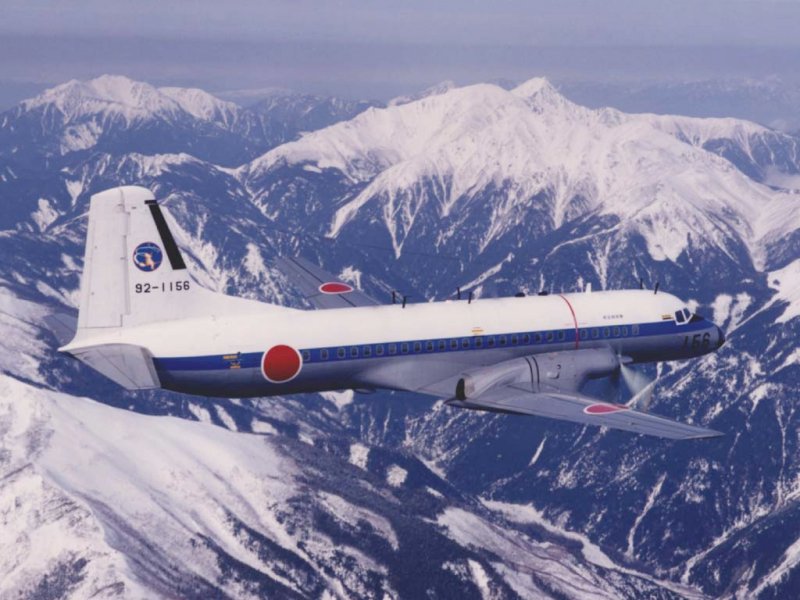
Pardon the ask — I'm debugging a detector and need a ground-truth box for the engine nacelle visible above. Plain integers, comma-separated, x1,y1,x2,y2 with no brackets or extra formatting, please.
456,348,619,400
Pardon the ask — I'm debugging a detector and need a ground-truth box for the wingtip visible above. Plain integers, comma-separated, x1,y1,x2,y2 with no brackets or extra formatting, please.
688,428,725,440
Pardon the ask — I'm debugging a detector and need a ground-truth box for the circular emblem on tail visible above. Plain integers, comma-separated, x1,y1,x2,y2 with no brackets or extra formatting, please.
261,345,302,383
133,242,163,272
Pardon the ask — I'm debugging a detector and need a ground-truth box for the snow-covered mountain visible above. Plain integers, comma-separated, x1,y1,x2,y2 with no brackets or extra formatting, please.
241,78,800,285
561,77,800,133
247,91,381,147
0,75,376,169
0,289,683,599
18,76,238,126
1,74,799,598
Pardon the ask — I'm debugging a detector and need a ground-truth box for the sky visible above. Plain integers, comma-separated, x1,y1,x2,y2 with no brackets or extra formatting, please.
2,1,800,105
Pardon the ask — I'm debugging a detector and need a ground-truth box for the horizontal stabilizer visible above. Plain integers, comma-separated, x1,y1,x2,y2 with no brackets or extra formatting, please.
43,312,78,346
67,343,161,390
447,386,722,440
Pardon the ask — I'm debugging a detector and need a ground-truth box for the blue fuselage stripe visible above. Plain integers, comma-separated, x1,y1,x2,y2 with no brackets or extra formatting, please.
152,319,708,372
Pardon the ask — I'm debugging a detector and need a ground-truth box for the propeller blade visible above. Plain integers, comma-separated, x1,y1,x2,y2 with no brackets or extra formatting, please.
620,362,652,396
620,363,657,412
626,379,657,412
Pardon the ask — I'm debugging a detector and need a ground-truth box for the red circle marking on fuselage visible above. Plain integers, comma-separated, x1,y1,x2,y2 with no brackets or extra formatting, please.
319,282,353,294
584,403,629,415
262,345,302,383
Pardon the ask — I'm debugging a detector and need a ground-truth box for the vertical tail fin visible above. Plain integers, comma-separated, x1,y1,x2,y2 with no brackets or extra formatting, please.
60,185,272,389
73,185,208,331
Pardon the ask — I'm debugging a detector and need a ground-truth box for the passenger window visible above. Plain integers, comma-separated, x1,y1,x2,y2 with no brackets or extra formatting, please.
438,340,446,351
388,344,397,355
534,333,542,343
414,342,422,353
475,337,483,348
401,343,409,354
632,325,639,335
450,339,458,350
321,349,329,360
426,341,434,352
487,337,496,348
462,338,470,349
580,329,588,340
302,351,310,362
557,331,566,341
350,347,359,358
621,326,628,336
375,345,384,356
363,346,372,357
591,329,599,339
511,335,518,345
546,332,554,342
522,334,530,344
612,327,619,337
337,348,346,359
499,336,507,346
603,327,610,338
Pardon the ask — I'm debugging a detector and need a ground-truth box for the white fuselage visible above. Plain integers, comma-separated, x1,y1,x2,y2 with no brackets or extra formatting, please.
71,289,723,398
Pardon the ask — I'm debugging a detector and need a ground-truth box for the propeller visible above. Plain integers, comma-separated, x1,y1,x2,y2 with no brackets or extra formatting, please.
621,362,656,412
599,357,657,411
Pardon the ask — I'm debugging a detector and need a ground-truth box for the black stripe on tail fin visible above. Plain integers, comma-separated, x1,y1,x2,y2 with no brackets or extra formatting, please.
145,200,186,270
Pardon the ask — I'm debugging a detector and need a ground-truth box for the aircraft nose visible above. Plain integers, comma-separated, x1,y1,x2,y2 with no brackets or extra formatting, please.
716,325,726,348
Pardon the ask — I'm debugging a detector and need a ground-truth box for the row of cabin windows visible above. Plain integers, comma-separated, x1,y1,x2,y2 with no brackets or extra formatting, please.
302,324,641,362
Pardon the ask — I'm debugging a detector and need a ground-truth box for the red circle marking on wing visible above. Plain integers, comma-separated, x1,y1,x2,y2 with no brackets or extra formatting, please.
319,282,354,294
584,403,629,415
262,345,302,383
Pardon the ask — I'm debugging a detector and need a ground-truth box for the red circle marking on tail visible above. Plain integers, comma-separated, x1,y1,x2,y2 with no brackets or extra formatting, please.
319,282,353,294
261,345,302,383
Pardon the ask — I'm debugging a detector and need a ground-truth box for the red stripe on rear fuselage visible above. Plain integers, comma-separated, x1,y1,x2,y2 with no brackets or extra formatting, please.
558,294,580,349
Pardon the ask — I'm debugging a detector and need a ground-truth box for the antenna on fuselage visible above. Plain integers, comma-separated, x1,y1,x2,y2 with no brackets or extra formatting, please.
457,287,462,300
402,295,409,308
468,291,473,304
639,278,644,290
392,291,398,304
654,282,660,295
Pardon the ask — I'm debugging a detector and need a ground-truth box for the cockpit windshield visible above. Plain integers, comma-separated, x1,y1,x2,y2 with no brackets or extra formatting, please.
675,307,695,324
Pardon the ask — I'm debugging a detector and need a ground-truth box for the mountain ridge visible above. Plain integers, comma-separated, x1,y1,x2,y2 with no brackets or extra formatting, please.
240,77,800,272
0,73,798,598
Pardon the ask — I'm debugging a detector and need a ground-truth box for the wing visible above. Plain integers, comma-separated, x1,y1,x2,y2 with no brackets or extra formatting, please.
446,385,722,440
275,256,380,309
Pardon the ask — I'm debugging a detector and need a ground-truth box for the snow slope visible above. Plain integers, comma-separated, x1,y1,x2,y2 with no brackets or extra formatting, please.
0,370,680,599
243,78,799,267
2,73,799,599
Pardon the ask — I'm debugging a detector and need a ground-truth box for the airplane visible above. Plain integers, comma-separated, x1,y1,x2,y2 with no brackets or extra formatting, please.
60,186,726,440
